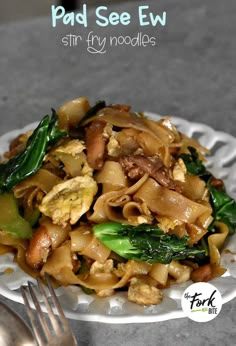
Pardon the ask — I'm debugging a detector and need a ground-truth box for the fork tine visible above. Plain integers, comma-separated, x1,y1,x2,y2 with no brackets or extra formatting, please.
44,274,77,345
20,285,46,346
28,281,52,340
21,275,77,346
44,273,70,331
36,276,61,334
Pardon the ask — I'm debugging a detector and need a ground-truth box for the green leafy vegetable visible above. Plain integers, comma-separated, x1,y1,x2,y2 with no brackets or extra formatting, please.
93,222,206,264
179,147,207,176
0,110,66,192
0,192,32,238
47,108,67,144
179,146,236,234
207,183,236,234
79,100,106,125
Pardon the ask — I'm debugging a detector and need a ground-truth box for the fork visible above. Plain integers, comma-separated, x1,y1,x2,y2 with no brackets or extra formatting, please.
21,273,78,346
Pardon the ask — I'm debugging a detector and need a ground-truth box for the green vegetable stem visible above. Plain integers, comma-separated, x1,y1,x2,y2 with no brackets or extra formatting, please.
0,192,32,238
93,222,205,264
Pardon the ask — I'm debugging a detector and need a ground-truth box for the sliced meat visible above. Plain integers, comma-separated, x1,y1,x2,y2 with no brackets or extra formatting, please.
85,120,107,170
120,154,180,191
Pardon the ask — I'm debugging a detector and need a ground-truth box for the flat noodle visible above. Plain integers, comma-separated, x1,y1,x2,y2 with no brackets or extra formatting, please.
89,174,149,223
41,243,74,278
208,221,229,266
134,178,212,223
186,224,208,246
14,169,62,198
88,190,127,223
136,131,170,166
0,244,13,255
122,201,153,225
70,226,93,252
149,263,169,286
0,231,37,277
88,108,163,142
23,187,41,211
180,175,206,201
95,161,128,189
113,260,152,289
52,267,119,289
168,261,192,283
144,118,176,144
81,235,111,262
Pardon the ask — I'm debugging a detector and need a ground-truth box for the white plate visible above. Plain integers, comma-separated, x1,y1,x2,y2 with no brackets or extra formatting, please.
0,114,236,323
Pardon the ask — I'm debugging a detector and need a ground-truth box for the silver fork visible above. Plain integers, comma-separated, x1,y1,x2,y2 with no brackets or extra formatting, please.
21,273,78,346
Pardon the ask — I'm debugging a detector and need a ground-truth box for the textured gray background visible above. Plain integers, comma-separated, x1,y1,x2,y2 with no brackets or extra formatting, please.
0,1,236,345
1,0,235,137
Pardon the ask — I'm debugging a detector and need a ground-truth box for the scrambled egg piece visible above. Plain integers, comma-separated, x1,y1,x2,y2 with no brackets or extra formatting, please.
156,216,184,233
172,158,186,182
39,176,97,226
103,123,121,158
90,259,115,298
128,277,163,306
54,139,85,156
90,259,114,275
107,136,121,157
46,139,93,177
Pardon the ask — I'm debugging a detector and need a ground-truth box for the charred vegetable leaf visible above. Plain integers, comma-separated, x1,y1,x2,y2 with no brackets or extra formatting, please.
207,183,236,234
0,192,32,238
79,100,106,125
0,110,66,192
93,222,206,264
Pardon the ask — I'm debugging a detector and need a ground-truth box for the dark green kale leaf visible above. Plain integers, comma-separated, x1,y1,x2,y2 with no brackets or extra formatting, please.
79,100,106,125
207,182,236,234
0,110,67,192
93,222,206,264
179,146,207,176
178,146,236,234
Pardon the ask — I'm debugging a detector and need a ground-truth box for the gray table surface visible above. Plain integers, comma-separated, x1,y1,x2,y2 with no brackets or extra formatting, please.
0,0,236,345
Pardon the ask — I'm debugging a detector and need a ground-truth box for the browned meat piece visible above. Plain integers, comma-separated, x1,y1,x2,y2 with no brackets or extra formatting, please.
120,154,180,191
85,120,107,170
209,177,224,191
25,225,51,270
191,264,213,282
4,132,32,159
25,221,69,270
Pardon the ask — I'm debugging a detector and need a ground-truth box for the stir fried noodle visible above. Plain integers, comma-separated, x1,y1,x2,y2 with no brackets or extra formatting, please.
0,97,235,306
